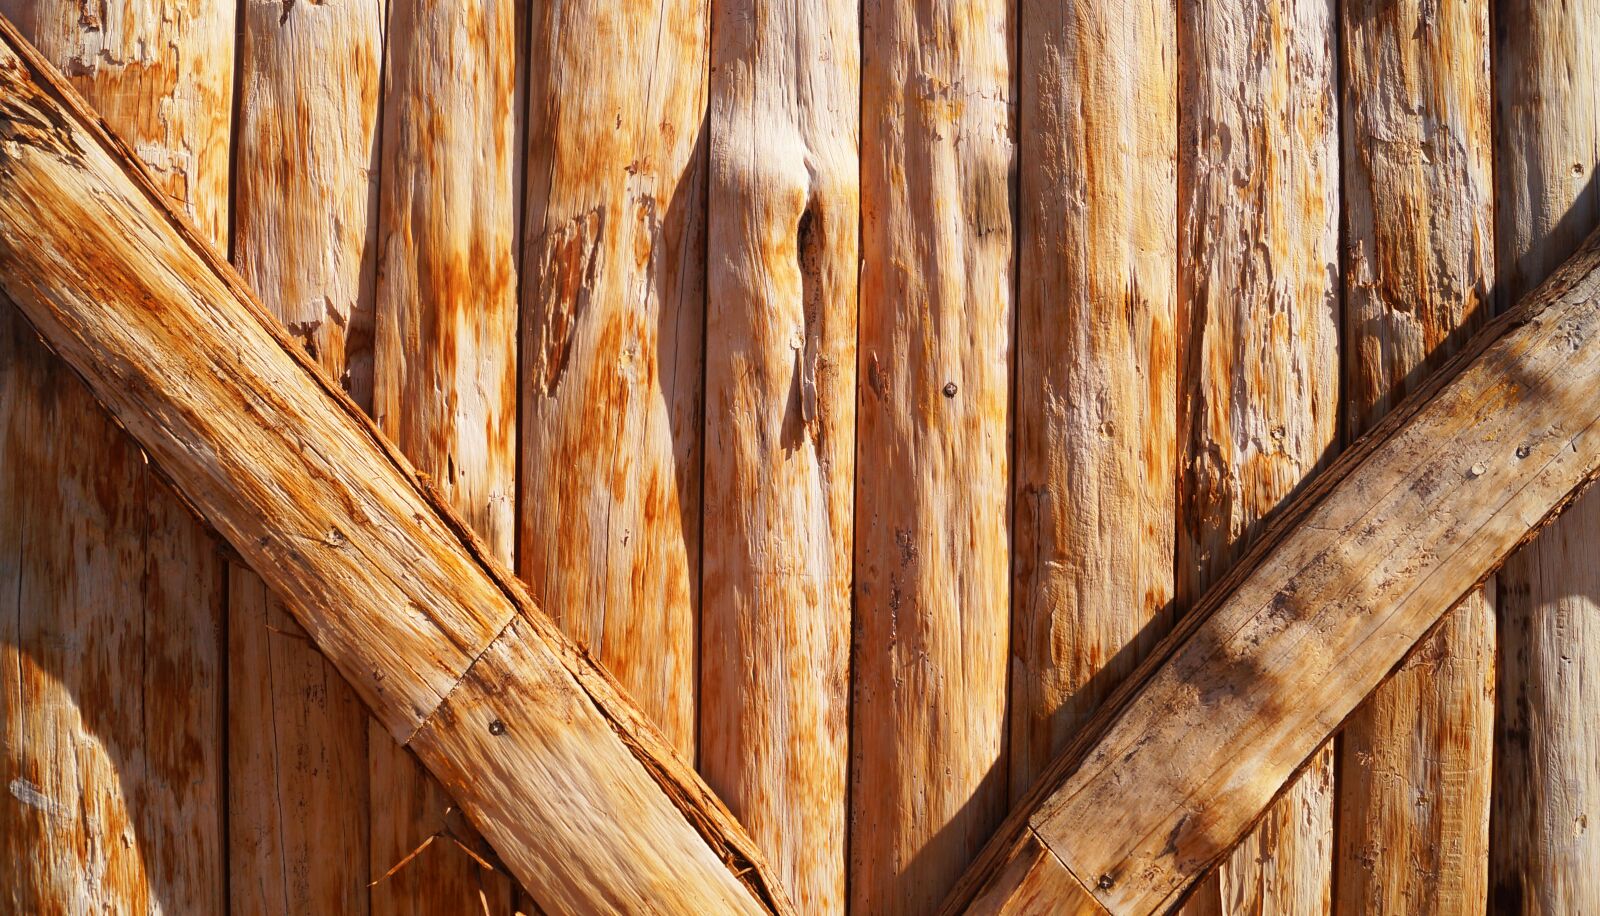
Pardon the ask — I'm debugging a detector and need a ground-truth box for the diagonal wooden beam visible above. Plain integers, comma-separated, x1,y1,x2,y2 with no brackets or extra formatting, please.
0,19,792,916
943,227,1600,915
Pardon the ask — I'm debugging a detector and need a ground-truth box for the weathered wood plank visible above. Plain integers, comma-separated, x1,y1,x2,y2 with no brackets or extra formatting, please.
850,3,1015,914
0,2,232,911
965,831,1108,916
228,0,385,910
941,230,1600,916
367,1,524,912
1491,2,1600,911
1174,2,1340,912
700,0,856,910
0,27,793,915
1337,2,1495,911
1009,0,1177,800
520,0,706,760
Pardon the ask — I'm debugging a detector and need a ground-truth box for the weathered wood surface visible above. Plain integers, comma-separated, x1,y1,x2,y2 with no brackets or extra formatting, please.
850,2,1014,914
0,1,232,911
1008,0,1177,801
227,0,384,910
521,0,706,761
1491,1,1600,912
701,0,857,910
1175,1,1340,912
1337,1,1495,912
368,1,524,912
941,232,1600,913
0,26,793,916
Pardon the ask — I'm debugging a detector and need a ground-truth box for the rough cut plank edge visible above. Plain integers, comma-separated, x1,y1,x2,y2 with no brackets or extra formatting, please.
0,18,789,914
941,229,1600,915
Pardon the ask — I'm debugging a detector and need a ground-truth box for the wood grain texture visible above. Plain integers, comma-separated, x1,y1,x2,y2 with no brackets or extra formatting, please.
1490,2,1600,912
368,2,524,913
228,1,385,910
1337,2,1495,912
850,2,1014,914
1175,1,1339,912
1008,0,1177,801
944,228,1600,915
0,1,231,911
963,831,1108,916
520,0,707,759
0,28,793,915
700,0,857,911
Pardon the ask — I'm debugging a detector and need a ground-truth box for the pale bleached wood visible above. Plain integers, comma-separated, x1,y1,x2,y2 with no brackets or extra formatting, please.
943,229,1600,915
850,2,1014,914
368,1,523,911
0,28,793,916
1491,2,1600,912
0,2,232,912
1009,0,1177,800
520,0,707,759
228,1,385,911
1175,2,1339,912
1337,2,1495,912
700,1,856,911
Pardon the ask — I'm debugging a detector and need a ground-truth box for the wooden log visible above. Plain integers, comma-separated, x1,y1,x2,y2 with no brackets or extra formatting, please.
700,0,857,910
366,1,524,912
1336,2,1496,912
850,2,1014,914
227,1,385,911
1490,2,1600,911
520,0,706,760
1008,0,1177,800
0,25,794,916
1174,1,1340,912
940,216,1600,916
0,1,232,911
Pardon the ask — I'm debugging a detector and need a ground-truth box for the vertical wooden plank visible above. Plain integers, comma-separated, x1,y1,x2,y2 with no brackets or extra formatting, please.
0,2,233,912
850,1,1015,913
1336,3,1496,913
1491,2,1600,912
701,0,857,910
1175,1,1340,913
1008,0,1178,798
519,0,707,759
227,1,384,912
370,0,522,912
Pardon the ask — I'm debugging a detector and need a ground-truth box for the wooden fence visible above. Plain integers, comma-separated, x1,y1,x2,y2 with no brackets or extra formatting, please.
0,0,1596,913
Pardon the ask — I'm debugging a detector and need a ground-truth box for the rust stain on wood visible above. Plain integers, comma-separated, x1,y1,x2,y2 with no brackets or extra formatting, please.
520,0,707,760
0,0,232,911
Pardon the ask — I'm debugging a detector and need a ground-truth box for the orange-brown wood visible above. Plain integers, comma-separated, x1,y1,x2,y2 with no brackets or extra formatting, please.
850,2,1016,913
0,2,232,910
1008,0,1178,801
946,227,1600,914
1175,1,1340,912
700,0,857,910
520,0,707,761
227,0,384,910
1336,2,1496,911
0,25,794,914
367,1,525,911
